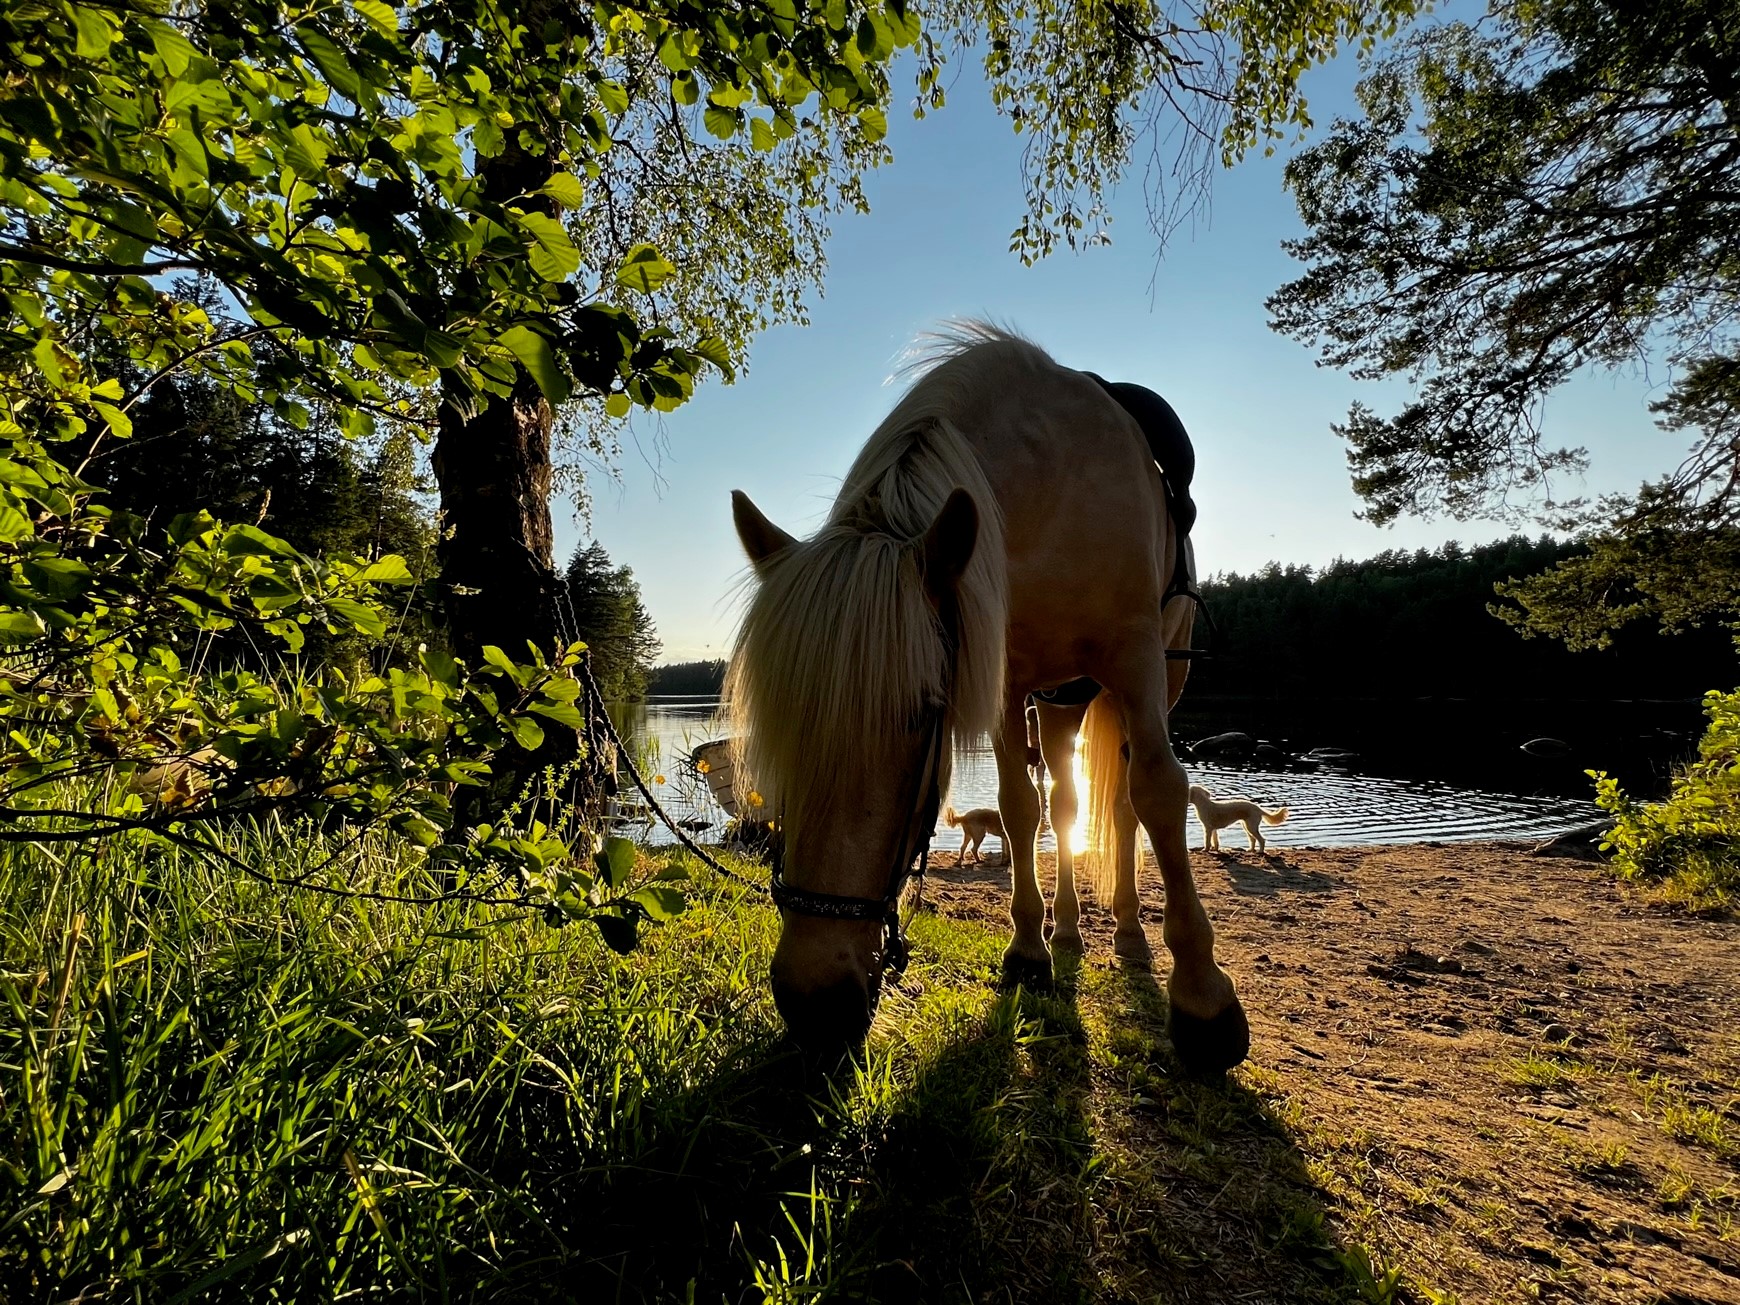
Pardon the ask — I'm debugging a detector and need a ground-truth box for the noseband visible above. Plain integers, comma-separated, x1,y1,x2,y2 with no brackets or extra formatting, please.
768,700,948,980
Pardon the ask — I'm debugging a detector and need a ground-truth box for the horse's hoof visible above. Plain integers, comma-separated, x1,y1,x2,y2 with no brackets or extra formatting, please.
999,948,1054,992
1050,926,1085,956
1167,997,1251,1076
1113,927,1153,969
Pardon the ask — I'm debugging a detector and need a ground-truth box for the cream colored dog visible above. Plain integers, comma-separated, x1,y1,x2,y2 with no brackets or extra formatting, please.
1188,784,1288,853
944,805,1006,863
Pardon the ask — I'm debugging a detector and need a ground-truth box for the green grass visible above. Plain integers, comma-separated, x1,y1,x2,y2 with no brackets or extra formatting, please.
2,819,1408,1301
1503,1052,1586,1092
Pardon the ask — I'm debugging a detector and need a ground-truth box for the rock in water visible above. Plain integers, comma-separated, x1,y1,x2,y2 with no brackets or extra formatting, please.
1192,731,1255,760
1520,737,1573,758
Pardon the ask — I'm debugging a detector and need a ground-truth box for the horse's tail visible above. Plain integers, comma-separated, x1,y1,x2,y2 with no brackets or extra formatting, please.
943,804,961,828
1263,805,1289,826
1081,691,1127,900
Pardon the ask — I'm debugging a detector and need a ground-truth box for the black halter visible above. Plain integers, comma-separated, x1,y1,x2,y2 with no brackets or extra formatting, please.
767,699,949,980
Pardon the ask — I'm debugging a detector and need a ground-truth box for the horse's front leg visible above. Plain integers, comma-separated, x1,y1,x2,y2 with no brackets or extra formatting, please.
994,695,1049,987
1036,700,1089,954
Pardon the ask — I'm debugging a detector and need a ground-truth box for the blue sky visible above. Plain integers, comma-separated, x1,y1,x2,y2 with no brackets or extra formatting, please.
558,45,1684,663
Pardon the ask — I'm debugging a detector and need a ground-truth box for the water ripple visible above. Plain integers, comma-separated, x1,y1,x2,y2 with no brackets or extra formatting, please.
620,701,1601,851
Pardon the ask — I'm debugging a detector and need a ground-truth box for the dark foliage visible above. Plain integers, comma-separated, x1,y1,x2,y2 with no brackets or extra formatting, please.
79,369,440,665
646,659,727,697
1190,536,1733,702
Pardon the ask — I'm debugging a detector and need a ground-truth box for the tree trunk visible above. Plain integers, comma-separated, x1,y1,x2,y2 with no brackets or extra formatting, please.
432,384,558,666
427,9,610,824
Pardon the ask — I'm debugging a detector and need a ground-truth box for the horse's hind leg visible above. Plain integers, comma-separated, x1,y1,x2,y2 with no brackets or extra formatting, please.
1036,700,1089,953
1119,676,1249,1074
994,695,1050,986
1109,755,1147,965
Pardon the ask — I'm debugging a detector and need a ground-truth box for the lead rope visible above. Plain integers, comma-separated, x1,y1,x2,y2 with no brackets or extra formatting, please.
574,651,763,893
547,561,764,892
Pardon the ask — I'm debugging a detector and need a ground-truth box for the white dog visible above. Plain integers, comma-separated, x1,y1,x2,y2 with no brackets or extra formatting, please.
1188,784,1289,853
943,805,1006,863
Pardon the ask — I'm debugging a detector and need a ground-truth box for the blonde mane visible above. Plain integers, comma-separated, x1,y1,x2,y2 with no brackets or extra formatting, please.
725,324,1041,832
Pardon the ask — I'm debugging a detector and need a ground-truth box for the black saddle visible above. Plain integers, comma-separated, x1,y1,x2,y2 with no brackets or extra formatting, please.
1081,371,1197,534
1030,372,1205,710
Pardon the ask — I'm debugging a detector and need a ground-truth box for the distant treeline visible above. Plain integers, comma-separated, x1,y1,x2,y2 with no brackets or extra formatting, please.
647,659,727,696
1189,535,1734,701
644,538,1732,705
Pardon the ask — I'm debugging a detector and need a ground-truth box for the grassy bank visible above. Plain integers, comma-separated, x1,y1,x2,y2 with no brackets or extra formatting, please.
3,825,1418,1302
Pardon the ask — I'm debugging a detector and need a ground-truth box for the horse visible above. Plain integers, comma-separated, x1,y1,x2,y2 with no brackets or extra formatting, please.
724,323,1247,1074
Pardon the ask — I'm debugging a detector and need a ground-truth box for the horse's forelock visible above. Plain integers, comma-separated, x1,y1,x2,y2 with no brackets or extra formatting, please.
726,405,1009,839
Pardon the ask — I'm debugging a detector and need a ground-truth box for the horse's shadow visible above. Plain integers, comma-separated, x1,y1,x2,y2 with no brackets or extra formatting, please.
1212,850,1345,896
499,950,1384,1304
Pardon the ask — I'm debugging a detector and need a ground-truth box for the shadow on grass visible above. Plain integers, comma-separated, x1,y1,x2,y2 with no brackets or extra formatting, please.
484,958,1384,1303
479,966,1093,1302
1093,964,1393,1304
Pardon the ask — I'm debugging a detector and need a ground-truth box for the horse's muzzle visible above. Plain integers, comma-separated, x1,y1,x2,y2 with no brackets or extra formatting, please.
771,971,875,1057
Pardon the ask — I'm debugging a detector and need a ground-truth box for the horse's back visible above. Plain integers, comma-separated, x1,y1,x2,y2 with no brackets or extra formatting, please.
913,340,1181,687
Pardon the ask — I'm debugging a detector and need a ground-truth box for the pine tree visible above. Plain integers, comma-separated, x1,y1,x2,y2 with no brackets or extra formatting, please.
561,541,660,701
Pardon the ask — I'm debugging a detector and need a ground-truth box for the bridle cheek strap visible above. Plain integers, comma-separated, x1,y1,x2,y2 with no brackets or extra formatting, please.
768,705,947,981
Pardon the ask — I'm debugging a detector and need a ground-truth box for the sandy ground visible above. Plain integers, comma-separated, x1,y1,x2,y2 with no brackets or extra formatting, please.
923,839,1740,1304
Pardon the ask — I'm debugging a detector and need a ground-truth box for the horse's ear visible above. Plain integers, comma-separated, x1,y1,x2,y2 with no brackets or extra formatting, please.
732,490,796,571
919,488,978,606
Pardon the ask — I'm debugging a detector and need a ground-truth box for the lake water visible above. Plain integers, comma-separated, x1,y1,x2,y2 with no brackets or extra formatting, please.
608,695,1668,852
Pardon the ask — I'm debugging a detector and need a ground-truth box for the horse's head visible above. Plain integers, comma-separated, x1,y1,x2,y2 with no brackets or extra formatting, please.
730,486,979,1055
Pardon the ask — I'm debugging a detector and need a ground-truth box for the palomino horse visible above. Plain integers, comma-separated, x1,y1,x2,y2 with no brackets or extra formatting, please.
725,324,1247,1073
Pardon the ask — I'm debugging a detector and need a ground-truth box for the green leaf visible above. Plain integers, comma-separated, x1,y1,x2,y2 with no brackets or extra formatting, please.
498,325,573,404
605,393,631,418
538,173,585,207
285,124,330,182
472,116,504,157
0,611,46,645
615,243,676,294
591,912,639,954
749,117,777,152
297,26,363,103
690,336,736,379
859,106,888,143
0,502,33,543
422,648,460,690
356,555,414,584
22,557,92,599
530,699,584,729
629,884,686,921
508,715,545,752
223,524,301,559
351,0,399,39
92,402,132,439
480,645,524,683
703,104,739,140
595,835,636,888
596,79,628,115
143,19,197,76
326,597,387,636
70,6,117,58
657,33,690,74
518,211,580,282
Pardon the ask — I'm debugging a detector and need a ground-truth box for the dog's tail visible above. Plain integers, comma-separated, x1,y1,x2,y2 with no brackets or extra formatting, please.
943,804,961,828
1263,805,1289,825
